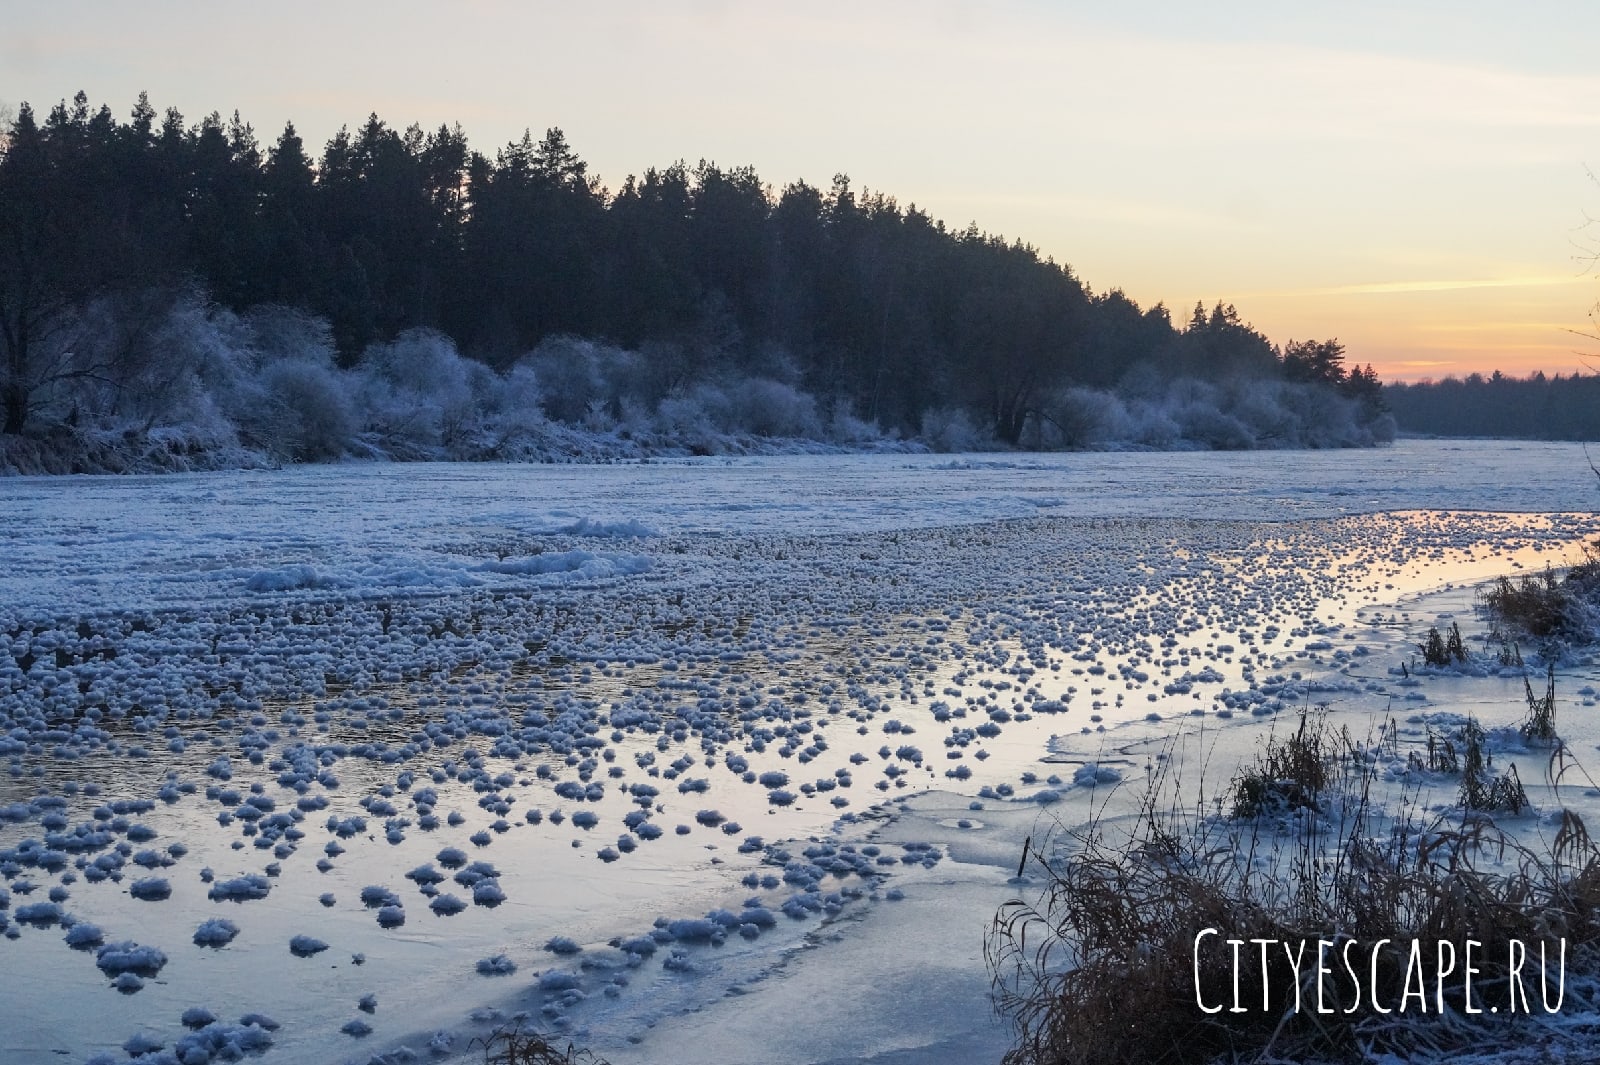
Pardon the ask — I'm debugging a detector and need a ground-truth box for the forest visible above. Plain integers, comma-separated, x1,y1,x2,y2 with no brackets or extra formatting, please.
0,92,1393,471
1384,371,1600,441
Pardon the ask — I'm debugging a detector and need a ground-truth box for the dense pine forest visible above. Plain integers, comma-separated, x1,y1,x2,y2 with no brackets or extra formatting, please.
1384,372,1600,441
0,92,1394,472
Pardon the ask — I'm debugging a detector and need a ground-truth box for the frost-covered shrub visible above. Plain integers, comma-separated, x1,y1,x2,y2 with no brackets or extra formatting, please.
1037,388,1123,449
616,395,657,439
826,399,883,445
119,294,239,429
580,397,617,432
532,358,840,445
2,283,1395,472
920,406,988,452
50,290,174,425
726,378,820,437
652,387,722,452
1013,376,1391,453
209,302,357,462
1228,380,1392,449
474,363,548,457
528,338,605,424
1123,400,1180,448
498,364,545,425
365,329,465,395
358,329,482,457
523,336,646,424
41,290,239,436
1172,398,1254,450
245,305,338,366
1227,381,1299,446
10,293,361,468
253,361,358,461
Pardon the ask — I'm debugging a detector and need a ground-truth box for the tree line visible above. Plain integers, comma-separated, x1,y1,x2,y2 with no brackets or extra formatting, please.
1384,371,1600,440
0,91,1389,455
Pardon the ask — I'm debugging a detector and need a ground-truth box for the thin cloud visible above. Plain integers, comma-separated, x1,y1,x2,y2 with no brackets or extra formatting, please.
1298,276,1588,297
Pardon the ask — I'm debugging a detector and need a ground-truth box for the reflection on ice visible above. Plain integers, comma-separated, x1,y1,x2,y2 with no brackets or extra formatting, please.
1,444,1598,1063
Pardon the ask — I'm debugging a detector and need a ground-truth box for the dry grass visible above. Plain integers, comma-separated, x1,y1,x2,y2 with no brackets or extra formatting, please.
1521,664,1559,745
1479,547,1600,645
1480,570,1572,641
475,1026,609,1065
989,710,1600,1065
1416,622,1468,668
1228,707,1340,819
1455,717,1527,814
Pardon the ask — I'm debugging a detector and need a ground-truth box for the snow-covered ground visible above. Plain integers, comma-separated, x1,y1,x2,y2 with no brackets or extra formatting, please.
1,439,1598,1065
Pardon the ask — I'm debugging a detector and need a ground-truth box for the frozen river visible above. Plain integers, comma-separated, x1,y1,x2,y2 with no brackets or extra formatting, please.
1,439,1597,1065
0,439,1595,616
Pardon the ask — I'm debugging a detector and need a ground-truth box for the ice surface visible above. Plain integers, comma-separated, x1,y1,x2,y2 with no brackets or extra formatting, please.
2,443,1599,1065
0,441,1591,616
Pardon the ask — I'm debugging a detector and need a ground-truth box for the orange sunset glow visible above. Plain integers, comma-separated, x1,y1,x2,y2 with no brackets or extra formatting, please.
6,1,1600,382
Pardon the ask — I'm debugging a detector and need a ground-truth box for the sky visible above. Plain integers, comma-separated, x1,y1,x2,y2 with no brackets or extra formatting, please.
5,0,1600,382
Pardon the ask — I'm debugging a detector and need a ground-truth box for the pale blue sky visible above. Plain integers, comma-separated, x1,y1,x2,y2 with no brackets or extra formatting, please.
7,1,1600,378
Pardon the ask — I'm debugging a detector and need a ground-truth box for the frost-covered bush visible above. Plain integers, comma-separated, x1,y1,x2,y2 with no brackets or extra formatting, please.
474,363,549,457
725,378,820,437
1226,380,1299,446
1015,376,1393,453
358,329,482,457
826,399,883,445
1,282,1392,473
252,361,358,461
1225,379,1394,449
1036,388,1123,449
0,293,362,470
209,301,356,462
246,305,338,364
523,336,646,424
654,386,726,453
920,406,989,452
114,293,236,430
39,289,237,435
1123,400,1181,449
527,337,609,422
1171,395,1254,450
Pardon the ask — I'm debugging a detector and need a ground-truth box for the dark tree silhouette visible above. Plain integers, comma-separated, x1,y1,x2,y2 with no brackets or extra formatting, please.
0,90,1383,446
